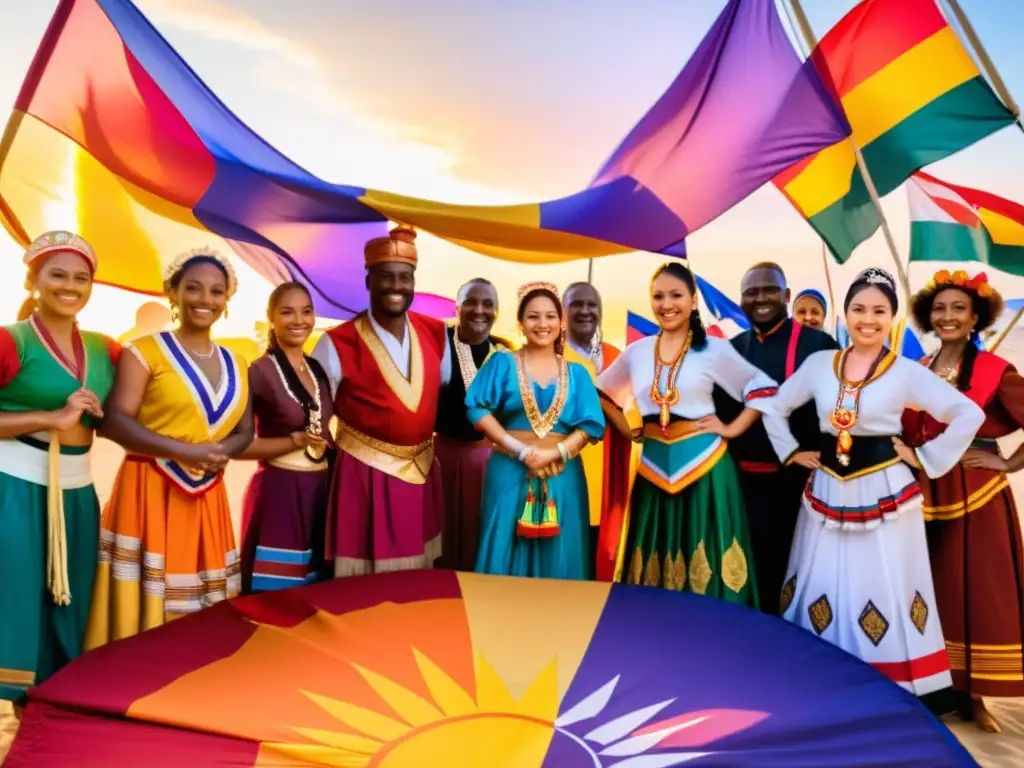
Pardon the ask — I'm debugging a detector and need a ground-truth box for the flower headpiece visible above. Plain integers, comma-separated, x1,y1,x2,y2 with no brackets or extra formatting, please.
924,269,994,298
516,281,560,303
24,231,97,274
162,246,238,299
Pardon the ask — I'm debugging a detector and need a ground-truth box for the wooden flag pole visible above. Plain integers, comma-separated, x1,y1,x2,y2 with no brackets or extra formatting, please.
942,0,1024,134
586,257,594,284
785,0,913,306
988,306,1024,353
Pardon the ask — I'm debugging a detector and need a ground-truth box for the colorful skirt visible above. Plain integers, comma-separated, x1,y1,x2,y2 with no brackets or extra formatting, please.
922,463,1024,697
622,452,758,607
85,457,240,649
434,434,490,571
0,437,98,701
784,464,951,696
326,449,443,577
475,450,592,579
240,453,330,593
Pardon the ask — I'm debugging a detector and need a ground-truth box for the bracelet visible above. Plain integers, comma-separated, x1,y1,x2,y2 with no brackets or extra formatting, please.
502,434,531,462
557,442,570,463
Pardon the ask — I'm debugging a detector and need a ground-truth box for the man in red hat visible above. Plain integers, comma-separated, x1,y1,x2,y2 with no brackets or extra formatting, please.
312,226,451,576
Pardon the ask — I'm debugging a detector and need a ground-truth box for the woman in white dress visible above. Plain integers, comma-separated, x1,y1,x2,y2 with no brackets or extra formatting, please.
757,268,984,696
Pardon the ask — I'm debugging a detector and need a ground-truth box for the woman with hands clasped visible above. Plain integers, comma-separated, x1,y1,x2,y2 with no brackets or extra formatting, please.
596,261,784,606
239,282,333,593
758,268,984,698
0,232,119,703
85,248,253,648
466,282,605,579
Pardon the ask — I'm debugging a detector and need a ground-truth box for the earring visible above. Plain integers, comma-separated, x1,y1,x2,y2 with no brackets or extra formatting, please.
223,305,229,320
170,304,179,323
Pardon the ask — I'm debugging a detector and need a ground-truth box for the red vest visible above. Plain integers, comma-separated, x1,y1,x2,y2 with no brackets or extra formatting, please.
328,311,446,446
902,351,1010,445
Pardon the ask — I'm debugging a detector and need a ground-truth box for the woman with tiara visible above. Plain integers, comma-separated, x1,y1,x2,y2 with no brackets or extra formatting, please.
903,270,1024,731
758,267,984,697
0,232,117,705
596,261,784,605
434,278,510,571
466,282,605,579
86,247,253,647
238,282,333,593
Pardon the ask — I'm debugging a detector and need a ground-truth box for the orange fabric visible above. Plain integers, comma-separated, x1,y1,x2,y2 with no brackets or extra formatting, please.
85,459,239,650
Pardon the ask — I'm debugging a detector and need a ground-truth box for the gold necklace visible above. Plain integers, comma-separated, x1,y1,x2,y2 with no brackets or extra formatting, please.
829,348,887,466
649,331,692,436
515,350,568,438
453,331,494,391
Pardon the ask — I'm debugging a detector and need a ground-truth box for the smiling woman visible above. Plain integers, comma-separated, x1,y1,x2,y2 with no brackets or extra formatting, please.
85,247,254,648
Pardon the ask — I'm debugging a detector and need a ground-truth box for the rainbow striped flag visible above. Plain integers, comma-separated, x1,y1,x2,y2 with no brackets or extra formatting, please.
0,0,848,315
773,0,1015,262
908,172,1024,276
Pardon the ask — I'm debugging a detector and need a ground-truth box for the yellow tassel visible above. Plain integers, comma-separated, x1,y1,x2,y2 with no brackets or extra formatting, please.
46,433,71,606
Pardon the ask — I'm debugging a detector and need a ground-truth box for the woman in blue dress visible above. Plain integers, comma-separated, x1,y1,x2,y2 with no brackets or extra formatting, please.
466,281,605,579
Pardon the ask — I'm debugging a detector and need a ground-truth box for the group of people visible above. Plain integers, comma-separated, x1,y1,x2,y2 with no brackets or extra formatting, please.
1,226,1023,739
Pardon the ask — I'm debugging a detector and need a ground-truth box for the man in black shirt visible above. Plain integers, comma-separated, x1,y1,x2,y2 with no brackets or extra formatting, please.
715,262,838,613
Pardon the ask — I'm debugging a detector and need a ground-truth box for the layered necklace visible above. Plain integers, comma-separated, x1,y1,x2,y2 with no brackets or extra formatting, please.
829,348,888,466
649,331,692,436
270,350,326,462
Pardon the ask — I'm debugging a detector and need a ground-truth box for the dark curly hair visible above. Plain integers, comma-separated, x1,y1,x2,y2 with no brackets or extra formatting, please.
517,288,565,356
911,282,1004,392
650,261,709,351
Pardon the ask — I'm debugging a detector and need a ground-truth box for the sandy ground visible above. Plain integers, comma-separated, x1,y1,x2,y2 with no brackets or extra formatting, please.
6,352,1024,764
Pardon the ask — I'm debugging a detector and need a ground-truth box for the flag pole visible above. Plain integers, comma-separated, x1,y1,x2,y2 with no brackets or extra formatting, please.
820,240,837,327
988,307,1024,353
941,0,1024,134
785,0,913,306
587,257,594,283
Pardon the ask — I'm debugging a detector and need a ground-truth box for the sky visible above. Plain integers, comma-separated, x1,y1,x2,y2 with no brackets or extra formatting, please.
1,0,1023,345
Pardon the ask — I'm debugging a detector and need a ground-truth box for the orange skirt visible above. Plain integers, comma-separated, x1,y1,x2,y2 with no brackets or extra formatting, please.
85,458,239,649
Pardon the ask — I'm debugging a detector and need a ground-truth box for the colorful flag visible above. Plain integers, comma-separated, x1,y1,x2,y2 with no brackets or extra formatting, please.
907,172,1024,276
694,275,750,331
5,572,980,766
0,0,848,316
625,311,659,344
773,0,1015,262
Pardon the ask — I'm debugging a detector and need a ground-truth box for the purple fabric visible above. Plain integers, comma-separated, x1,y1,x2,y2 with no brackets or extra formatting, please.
326,450,444,572
434,434,491,571
578,0,850,243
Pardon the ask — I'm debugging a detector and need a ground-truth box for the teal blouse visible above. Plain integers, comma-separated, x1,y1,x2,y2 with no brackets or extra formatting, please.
465,350,605,439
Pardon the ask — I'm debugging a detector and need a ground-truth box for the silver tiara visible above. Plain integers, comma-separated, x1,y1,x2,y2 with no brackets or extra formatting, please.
856,268,895,290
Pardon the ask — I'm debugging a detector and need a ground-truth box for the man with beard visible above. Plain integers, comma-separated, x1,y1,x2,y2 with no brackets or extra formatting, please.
714,262,837,612
434,278,513,571
561,282,635,579
312,226,450,576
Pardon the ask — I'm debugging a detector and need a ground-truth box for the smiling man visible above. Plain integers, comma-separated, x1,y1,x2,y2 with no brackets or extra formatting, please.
312,227,451,577
561,282,634,576
714,262,837,613
434,278,512,571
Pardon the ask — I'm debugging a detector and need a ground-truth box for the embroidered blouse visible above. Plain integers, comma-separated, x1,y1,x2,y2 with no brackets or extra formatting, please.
465,351,605,440
759,350,985,479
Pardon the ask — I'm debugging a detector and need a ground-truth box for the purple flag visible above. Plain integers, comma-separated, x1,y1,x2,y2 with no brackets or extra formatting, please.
582,0,851,250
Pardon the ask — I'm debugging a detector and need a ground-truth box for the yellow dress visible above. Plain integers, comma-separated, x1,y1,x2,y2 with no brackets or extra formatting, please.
86,332,248,648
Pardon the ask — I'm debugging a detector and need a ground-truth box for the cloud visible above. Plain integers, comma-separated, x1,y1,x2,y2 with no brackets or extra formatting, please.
135,0,526,205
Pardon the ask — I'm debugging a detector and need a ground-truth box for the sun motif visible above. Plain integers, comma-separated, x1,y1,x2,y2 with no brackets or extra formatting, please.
261,649,768,767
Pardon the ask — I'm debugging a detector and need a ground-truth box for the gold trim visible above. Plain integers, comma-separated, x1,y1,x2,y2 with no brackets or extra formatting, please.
0,668,34,686
268,449,329,473
335,418,433,485
720,538,749,594
909,591,929,634
780,575,796,614
923,474,1010,521
354,315,424,412
688,541,712,595
831,349,897,386
515,350,568,438
819,457,902,482
452,332,497,392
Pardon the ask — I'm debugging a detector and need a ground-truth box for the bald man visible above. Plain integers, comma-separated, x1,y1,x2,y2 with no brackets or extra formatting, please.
714,262,837,614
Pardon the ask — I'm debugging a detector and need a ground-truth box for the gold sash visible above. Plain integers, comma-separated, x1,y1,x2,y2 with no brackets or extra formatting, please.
269,449,329,473
335,419,434,485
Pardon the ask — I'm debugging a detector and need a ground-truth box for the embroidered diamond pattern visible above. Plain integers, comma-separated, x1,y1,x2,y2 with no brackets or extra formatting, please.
780,575,797,614
808,594,833,635
910,591,929,635
859,601,890,647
